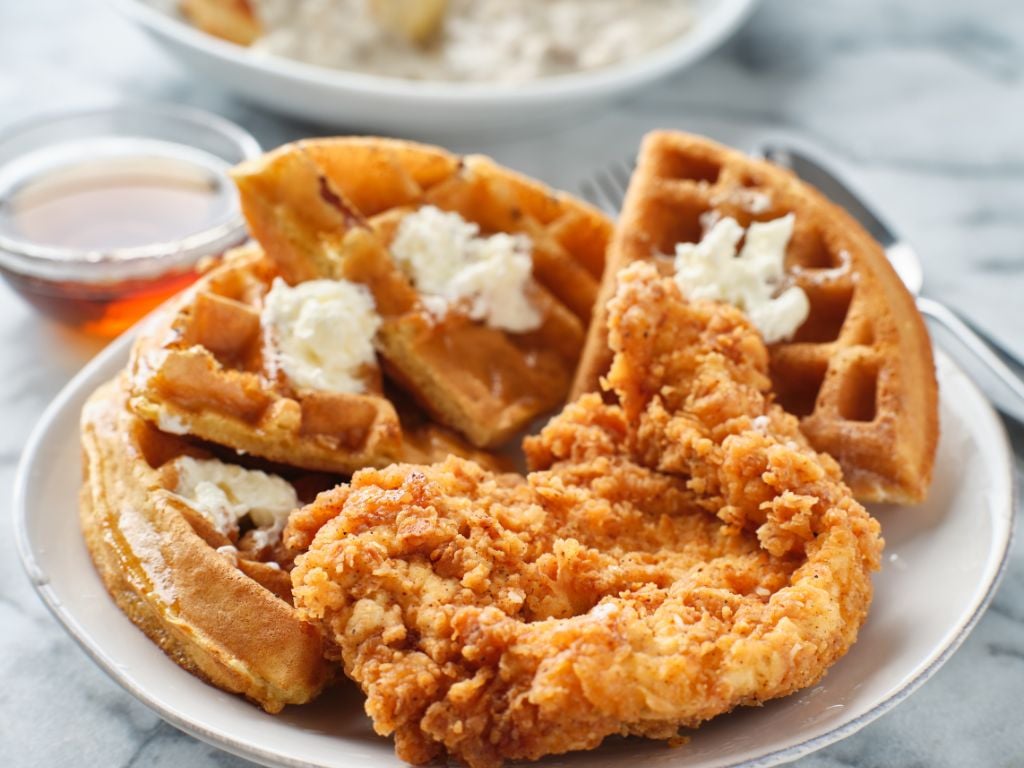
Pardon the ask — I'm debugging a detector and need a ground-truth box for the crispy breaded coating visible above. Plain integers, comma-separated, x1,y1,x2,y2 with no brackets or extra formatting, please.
287,263,883,767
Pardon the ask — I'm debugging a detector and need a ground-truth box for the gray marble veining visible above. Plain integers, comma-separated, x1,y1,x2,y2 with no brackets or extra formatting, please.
1,0,1022,766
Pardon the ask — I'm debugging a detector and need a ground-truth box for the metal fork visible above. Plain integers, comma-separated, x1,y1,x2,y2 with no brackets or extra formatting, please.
579,157,636,217
578,152,1024,425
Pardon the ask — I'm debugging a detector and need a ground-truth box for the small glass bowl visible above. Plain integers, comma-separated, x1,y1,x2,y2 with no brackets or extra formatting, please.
0,104,261,335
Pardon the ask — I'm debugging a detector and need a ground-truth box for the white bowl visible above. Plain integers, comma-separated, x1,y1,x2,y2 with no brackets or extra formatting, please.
109,0,760,139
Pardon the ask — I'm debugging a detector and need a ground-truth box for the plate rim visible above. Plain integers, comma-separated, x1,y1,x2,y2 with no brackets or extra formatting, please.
13,334,1017,768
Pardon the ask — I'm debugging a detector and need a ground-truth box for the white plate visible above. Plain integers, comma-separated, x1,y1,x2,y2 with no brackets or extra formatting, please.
14,333,1015,768
109,0,760,139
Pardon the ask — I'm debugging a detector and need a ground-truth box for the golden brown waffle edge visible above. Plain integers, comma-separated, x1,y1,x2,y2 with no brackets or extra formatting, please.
80,377,331,712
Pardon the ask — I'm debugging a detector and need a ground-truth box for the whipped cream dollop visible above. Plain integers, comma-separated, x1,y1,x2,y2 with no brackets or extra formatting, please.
674,214,810,344
390,205,542,333
262,277,381,393
172,456,299,548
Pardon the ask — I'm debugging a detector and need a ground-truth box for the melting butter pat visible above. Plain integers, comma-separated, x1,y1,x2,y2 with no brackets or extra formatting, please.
390,205,542,333
674,214,809,343
172,456,299,547
262,277,381,393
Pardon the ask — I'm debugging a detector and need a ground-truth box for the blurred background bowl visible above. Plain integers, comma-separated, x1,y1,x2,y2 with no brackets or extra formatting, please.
110,0,760,139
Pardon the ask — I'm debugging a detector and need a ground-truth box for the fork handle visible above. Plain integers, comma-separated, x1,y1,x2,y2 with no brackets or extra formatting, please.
917,296,1024,425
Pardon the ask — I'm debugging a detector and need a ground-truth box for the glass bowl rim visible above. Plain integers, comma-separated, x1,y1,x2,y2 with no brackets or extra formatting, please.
0,102,261,277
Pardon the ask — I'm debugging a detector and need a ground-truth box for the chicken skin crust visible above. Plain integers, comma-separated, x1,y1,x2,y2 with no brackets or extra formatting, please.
287,264,884,768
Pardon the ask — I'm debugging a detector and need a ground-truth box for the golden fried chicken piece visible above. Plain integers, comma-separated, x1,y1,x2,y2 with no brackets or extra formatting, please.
573,130,938,504
287,263,883,767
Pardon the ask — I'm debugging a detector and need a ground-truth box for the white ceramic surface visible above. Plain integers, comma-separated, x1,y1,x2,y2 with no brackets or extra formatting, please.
13,332,1015,768
108,0,760,138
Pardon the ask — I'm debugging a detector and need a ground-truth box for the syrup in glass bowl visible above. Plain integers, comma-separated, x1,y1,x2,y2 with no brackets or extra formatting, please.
0,106,260,335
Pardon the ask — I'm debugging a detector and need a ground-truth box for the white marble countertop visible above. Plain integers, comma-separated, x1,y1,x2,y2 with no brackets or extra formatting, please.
2,0,1022,766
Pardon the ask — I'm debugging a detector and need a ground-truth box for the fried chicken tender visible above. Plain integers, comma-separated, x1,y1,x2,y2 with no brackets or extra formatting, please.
287,263,884,768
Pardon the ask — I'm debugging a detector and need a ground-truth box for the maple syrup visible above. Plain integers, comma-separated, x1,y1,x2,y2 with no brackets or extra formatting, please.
2,143,232,250
0,266,202,337
0,107,259,336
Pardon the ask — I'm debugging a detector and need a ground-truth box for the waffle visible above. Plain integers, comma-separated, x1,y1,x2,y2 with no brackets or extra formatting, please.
80,377,330,713
128,244,504,473
128,245,405,473
232,138,612,447
573,131,938,504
